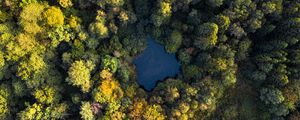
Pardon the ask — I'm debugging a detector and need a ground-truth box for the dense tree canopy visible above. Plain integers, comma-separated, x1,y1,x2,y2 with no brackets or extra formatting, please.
0,0,300,119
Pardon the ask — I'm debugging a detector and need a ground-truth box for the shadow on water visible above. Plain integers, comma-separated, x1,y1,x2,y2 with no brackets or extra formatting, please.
134,36,181,91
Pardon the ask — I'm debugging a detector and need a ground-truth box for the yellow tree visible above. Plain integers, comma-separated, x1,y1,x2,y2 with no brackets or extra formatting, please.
93,69,123,103
129,99,147,119
19,3,45,35
160,1,172,17
33,86,61,104
66,60,94,93
0,84,10,119
43,7,64,27
80,102,94,120
143,104,165,120
57,0,73,8
89,22,109,39
17,53,46,81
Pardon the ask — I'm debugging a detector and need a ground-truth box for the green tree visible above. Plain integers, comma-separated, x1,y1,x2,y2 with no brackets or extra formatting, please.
182,65,201,80
0,22,14,46
17,53,46,81
89,22,109,39
102,55,119,73
194,23,219,50
269,64,289,86
117,65,130,82
103,101,125,119
165,30,183,53
97,0,124,7
151,1,172,27
6,33,42,61
0,84,10,119
46,25,74,48
0,51,5,70
260,87,285,105
247,18,263,32
206,0,224,7
0,10,10,22
208,58,228,72
18,103,68,120
33,86,61,104
134,0,150,18
214,15,230,33
236,39,251,61
178,49,191,64
19,0,38,7
270,104,289,116
262,1,277,14
12,80,27,97
221,69,237,86
229,23,246,39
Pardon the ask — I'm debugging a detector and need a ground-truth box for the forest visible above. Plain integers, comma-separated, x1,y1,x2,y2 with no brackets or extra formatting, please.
1,0,300,119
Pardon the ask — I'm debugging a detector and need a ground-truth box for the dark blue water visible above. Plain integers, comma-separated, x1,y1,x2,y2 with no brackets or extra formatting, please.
134,36,181,91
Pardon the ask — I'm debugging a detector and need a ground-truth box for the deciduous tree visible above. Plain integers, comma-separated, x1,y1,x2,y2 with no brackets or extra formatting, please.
66,60,94,93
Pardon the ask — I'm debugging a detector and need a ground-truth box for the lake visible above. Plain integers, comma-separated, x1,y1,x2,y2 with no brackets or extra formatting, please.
134,36,181,91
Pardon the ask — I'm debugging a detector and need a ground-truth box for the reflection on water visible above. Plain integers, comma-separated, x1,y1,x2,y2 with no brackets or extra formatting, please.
134,36,181,91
